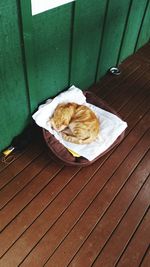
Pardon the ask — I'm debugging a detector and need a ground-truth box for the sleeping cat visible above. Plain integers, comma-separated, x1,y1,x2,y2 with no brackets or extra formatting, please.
49,102,100,144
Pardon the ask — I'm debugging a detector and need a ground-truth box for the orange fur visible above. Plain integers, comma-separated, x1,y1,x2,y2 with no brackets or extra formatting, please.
50,103,100,144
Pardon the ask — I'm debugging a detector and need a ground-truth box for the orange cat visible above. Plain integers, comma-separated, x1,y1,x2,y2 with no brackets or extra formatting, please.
50,103,100,144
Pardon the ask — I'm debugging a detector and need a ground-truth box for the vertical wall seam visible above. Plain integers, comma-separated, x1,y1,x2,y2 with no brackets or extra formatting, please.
116,0,133,66
17,0,32,117
20,0,38,112
68,1,76,87
134,0,149,53
95,0,110,83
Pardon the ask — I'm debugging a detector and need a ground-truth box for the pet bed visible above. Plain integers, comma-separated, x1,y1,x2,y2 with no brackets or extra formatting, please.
42,91,126,166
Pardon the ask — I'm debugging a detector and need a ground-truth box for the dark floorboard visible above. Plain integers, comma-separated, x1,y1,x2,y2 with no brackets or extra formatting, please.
0,43,150,267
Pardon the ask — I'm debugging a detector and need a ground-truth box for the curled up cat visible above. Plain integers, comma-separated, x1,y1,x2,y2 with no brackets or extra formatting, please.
49,102,100,144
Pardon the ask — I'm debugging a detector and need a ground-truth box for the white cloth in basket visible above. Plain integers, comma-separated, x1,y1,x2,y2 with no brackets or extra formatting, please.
32,86,127,161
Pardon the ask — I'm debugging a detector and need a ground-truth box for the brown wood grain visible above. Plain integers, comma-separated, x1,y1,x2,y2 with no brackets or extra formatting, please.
44,141,150,267
1,103,149,266
0,152,51,209
0,143,44,189
92,177,150,267
116,210,150,267
92,59,141,96
0,151,111,257
18,115,150,266
0,43,150,267
140,248,150,267
0,149,25,173
0,162,63,231
69,180,150,267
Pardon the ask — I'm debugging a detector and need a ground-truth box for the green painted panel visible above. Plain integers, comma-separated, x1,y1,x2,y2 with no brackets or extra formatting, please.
136,0,150,51
96,0,131,80
70,0,107,89
21,0,73,112
0,0,29,152
1,0,150,153
118,0,148,63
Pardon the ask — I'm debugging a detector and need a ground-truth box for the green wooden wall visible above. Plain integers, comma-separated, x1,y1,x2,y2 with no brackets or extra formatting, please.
0,0,30,152
0,0,150,152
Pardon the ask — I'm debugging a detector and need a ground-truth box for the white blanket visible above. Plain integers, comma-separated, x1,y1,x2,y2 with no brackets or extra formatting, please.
32,86,127,161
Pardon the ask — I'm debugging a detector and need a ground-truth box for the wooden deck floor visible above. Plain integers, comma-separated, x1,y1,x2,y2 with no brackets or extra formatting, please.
0,43,150,267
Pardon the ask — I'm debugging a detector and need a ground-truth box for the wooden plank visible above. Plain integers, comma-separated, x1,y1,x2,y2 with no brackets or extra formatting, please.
140,248,150,267
21,0,73,112
96,0,131,80
1,71,148,257
0,162,63,231
91,177,150,267
97,81,150,137
127,43,150,61
118,0,148,63
118,81,150,117
105,73,150,111
102,64,150,107
116,211,150,267
0,0,30,151
134,42,150,63
0,150,112,257
1,43,150,266
1,0,149,155
70,0,107,89
1,81,149,263
0,149,28,173
121,105,150,144
92,60,141,97
0,152,50,209
91,188,150,266
0,143,44,189
95,52,150,101
67,165,150,267
43,140,150,267
135,0,150,51
15,114,150,266
96,70,150,121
